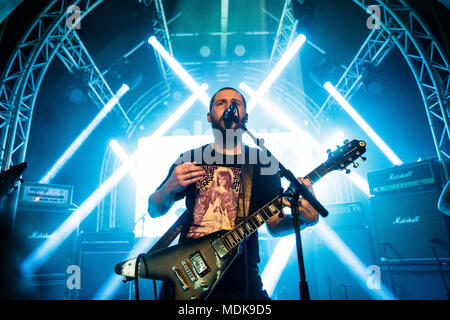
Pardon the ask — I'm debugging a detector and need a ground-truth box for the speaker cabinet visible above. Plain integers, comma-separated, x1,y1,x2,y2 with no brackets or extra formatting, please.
370,188,450,264
15,207,76,275
76,250,132,300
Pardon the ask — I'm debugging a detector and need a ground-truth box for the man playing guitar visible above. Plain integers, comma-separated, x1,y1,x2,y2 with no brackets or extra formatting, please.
147,87,319,300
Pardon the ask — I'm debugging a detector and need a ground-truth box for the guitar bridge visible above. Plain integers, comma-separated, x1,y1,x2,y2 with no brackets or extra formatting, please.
172,266,189,291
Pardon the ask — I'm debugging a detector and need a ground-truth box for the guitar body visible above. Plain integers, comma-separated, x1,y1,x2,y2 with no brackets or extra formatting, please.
115,230,239,300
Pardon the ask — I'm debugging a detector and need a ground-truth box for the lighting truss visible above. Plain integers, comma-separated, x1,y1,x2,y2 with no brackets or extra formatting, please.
269,0,298,67
315,27,394,120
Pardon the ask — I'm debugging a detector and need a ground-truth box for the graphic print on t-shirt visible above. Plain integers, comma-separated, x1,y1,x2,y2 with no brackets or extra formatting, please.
187,165,242,239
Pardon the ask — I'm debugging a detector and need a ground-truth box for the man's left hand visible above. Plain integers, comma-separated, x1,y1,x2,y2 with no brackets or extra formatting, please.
281,177,319,225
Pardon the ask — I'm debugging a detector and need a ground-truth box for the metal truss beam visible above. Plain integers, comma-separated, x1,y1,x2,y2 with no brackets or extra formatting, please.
140,0,174,90
0,0,104,169
269,0,298,66
315,0,450,176
55,29,132,127
315,27,395,119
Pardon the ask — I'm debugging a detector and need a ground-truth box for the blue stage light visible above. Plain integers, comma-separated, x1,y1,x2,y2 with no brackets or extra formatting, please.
148,36,210,107
39,84,130,184
324,82,402,165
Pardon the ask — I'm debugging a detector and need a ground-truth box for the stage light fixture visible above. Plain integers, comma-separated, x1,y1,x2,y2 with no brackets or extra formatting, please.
39,84,130,184
148,36,210,107
247,34,306,112
324,82,402,165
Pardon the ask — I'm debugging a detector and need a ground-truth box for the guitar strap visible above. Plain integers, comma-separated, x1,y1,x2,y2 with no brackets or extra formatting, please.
147,164,254,254
237,164,253,223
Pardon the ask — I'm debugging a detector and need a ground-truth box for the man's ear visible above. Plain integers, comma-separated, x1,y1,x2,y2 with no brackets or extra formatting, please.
207,112,212,123
244,113,249,123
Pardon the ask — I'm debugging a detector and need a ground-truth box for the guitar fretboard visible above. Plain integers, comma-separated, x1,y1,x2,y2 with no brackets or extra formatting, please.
219,161,329,251
220,196,283,250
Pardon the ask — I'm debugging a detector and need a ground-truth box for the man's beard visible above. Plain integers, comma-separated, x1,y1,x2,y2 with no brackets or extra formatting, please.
211,118,242,148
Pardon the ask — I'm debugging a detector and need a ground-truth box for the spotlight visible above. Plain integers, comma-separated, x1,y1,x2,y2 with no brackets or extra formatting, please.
40,84,130,184
200,46,211,58
247,34,306,112
234,44,246,57
148,36,210,107
324,82,402,165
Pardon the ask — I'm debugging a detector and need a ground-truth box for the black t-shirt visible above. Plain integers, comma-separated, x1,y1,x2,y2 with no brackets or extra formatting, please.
156,144,281,297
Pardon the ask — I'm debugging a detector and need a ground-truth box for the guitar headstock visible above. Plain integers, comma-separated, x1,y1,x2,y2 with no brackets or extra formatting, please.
324,139,367,175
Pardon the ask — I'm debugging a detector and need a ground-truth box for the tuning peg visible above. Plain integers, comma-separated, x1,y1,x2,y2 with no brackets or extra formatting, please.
343,139,349,144
345,169,351,174
326,149,331,154
353,162,359,168
361,156,367,162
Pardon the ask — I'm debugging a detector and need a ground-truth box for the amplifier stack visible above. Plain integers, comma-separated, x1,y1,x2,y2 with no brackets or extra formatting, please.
15,182,76,299
367,159,450,299
367,158,450,265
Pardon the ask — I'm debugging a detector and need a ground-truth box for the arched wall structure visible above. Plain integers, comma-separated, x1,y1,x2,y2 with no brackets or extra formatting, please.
0,0,449,229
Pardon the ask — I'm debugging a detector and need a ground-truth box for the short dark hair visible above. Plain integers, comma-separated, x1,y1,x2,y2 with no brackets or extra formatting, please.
209,87,247,111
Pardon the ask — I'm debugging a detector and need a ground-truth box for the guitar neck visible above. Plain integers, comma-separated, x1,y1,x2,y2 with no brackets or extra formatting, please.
220,163,328,251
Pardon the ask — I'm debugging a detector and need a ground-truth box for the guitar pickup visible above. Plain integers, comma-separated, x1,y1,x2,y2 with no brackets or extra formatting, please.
172,266,189,291
189,251,209,277
211,236,229,260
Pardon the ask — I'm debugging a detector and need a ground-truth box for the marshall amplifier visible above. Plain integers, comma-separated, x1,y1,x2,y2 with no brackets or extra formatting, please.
323,202,365,229
370,188,450,264
367,159,446,196
15,206,76,275
19,182,73,208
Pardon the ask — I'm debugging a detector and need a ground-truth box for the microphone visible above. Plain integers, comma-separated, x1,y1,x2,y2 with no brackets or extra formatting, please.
223,102,239,123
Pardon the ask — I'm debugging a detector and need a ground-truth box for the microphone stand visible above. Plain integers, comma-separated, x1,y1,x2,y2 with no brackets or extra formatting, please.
235,118,328,301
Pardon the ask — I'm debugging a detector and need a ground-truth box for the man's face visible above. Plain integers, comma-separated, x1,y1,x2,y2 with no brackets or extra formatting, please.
208,89,247,131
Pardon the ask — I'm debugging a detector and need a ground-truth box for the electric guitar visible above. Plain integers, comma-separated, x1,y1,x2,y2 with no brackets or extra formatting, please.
115,139,367,300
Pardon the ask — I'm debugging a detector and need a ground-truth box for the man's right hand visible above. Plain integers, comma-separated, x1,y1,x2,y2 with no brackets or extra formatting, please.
165,162,205,195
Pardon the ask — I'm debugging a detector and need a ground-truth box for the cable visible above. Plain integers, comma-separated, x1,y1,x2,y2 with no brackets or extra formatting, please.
429,239,450,300
134,253,148,300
